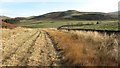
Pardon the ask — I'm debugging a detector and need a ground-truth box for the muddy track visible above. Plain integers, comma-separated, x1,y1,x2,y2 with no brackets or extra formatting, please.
2,29,63,66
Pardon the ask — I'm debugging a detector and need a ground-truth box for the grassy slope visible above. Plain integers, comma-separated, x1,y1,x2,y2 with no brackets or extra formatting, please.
16,20,118,30
72,21,118,30
16,20,96,28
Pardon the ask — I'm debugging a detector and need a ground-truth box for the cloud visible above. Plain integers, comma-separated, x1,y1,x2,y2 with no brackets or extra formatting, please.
76,0,119,13
0,0,119,17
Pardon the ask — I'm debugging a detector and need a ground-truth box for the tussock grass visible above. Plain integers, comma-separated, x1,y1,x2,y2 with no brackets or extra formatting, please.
45,29,119,66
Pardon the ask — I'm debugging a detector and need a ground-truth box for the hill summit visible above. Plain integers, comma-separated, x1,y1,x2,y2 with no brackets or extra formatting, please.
30,10,117,20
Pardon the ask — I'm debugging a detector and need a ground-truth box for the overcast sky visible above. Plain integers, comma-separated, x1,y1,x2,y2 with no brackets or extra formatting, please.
0,0,119,17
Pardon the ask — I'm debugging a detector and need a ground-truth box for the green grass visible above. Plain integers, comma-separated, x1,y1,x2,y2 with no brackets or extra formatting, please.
71,21,118,30
17,20,97,28
16,20,118,30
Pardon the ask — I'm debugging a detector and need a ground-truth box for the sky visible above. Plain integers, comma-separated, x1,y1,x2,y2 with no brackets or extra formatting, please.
0,0,119,18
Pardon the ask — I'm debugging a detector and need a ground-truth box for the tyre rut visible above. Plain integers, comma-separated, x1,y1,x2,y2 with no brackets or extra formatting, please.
2,30,38,62
3,31,40,66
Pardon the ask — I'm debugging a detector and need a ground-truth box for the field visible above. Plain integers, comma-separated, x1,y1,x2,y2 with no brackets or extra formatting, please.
1,27,119,66
0,2,119,67
16,20,118,30
2,27,61,66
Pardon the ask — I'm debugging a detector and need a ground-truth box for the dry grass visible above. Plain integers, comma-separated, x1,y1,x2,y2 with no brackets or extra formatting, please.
2,28,61,66
70,31,119,66
45,29,119,66
2,27,119,66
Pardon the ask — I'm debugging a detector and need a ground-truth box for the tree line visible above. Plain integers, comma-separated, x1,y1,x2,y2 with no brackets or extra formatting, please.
2,19,19,24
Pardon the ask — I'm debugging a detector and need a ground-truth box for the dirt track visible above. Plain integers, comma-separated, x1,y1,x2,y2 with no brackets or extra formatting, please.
2,28,62,66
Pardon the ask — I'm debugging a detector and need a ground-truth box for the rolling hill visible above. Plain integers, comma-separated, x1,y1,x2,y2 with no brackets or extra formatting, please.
30,10,117,20
108,11,118,15
0,16,11,20
108,11,118,19
0,10,118,29
0,10,118,21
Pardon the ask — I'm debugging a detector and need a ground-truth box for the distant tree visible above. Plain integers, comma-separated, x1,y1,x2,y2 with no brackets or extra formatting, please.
2,19,19,24
97,21,99,24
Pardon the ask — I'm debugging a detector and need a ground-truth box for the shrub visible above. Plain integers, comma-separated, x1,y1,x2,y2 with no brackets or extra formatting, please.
2,19,19,24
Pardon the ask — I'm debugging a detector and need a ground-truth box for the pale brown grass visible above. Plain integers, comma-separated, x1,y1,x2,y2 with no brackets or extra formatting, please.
45,29,118,66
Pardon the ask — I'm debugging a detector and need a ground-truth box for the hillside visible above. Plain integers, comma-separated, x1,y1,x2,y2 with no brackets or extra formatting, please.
1,10,118,21
0,21,16,28
0,10,118,29
108,11,118,18
108,11,118,15
0,16,11,20
30,10,117,20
